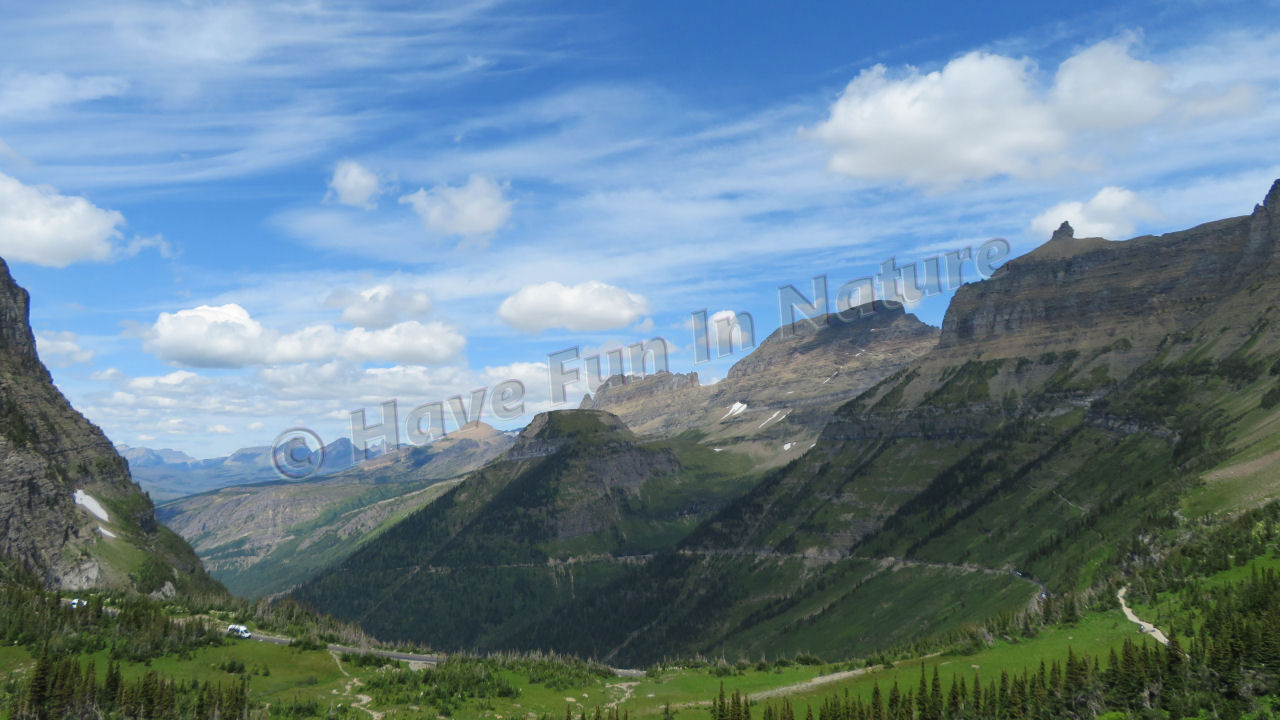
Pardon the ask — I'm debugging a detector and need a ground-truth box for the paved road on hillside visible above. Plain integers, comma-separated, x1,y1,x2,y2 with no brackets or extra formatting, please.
247,632,444,664
245,632,646,676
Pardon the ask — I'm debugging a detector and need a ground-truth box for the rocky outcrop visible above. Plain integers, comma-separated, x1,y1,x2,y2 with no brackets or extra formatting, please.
940,194,1276,354
582,303,939,467
578,371,707,437
0,258,217,593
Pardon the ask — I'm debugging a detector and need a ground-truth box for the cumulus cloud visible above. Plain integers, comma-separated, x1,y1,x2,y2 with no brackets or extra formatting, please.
324,283,432,329
144,303,466,368
325,160,382,209
0,172,124,267
0,71,128,116
1030,186,1161,239
497,280,650,333
399,175,512,238
35,330,95,367
1049,38,1171,131
812,38,1200,186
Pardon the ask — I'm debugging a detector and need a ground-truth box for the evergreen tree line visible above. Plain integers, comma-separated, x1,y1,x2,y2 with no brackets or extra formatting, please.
5,653,250,720
0,584,222,663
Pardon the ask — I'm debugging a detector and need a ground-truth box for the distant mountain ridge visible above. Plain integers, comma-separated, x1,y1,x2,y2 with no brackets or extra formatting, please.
157,420,515,597
123,436,378,501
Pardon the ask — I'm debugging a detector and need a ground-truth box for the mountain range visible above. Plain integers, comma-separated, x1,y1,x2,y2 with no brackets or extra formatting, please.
155,421,515,596
119,436,373,501
290,178,1280,664
5,178,1280,672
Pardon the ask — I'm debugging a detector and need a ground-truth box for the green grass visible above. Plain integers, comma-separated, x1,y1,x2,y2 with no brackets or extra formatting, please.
0,646,31,676
366,608,1152,719
763,609,1156,716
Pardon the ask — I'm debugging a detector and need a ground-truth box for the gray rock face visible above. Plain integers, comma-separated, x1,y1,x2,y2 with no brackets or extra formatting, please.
0,258,215,593
581,303,939,468
940,183,1280,354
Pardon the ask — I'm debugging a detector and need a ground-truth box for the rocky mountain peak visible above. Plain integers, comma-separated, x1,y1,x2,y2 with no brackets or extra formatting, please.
1263,178,1280,214
0,259,46,376
1051,221,1074,241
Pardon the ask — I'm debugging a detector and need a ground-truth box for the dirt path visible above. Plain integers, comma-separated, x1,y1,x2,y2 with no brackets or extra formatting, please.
605,681,640,708
331,650,384,720
1117,588,1169,646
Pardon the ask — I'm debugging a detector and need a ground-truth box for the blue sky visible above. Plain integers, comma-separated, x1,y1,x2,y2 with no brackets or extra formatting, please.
2,0,1278,458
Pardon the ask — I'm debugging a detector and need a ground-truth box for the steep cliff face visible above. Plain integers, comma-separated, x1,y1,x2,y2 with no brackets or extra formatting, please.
0,258,218,594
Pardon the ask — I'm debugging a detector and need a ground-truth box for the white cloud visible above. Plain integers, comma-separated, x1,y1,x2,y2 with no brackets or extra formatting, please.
811,37,1228,187
399,175,512,238
126,370,207,393
206,424,233,434
813,52,1063,185
0,71,127,116
1182,84,1258,119
497,280,650,333
122,234,176,260
325,160,382,209
340,322,466,365
0,172,123,267
145,303,465,368
35,330,95,367
146,304,269,368
324,283,432,329
113,4,267,65
247,421,265,431
90,367,124,381
1049,38,1171,131
1030,186,1160,239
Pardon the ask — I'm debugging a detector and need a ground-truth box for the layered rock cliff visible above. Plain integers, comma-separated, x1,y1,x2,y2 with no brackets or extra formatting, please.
581,302,939,465
0,258,218,594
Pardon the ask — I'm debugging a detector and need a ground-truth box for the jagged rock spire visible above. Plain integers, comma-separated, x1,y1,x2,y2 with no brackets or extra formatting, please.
1051,221,1074,242
1263,178,1280,214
